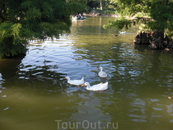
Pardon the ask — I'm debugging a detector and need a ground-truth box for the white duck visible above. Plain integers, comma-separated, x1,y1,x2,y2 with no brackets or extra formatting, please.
119,31,126,34
82,82,108,91
65,76,84,86
98,66,107,78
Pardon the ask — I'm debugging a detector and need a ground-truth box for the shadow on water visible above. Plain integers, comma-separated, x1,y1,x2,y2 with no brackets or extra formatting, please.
0,55,25,79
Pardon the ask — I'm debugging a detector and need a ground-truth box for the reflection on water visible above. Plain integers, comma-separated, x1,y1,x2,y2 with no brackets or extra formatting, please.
1,16,173,130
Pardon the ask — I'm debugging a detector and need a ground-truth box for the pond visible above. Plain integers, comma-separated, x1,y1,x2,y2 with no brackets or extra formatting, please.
0,16,173,130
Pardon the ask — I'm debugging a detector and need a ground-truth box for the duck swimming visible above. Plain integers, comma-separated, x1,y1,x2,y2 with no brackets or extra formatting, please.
65,76,84,86
98,66,107,78
119,31,126,34
82,82,108,91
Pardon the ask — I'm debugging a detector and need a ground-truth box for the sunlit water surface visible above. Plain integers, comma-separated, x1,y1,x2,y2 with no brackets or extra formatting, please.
1,16,173,130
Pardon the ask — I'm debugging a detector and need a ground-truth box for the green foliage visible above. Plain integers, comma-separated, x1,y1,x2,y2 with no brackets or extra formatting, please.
87,1,100,8
0,0,86,58
67,1,86,14
103,17,131,29
0,22,23,43
105,0,173,38
0,22,27,58
0,38,27,58
104,10,116,15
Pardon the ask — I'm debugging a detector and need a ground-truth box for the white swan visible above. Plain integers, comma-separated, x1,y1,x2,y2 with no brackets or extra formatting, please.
82,82,108,91
119,31,126,34
98,66,107,78
65,76,84,86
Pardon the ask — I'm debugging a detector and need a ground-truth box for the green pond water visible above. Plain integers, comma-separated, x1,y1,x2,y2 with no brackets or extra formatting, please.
0,16,173,130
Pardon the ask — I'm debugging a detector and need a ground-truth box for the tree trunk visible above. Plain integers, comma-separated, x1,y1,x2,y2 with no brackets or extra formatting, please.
165,0,169,6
